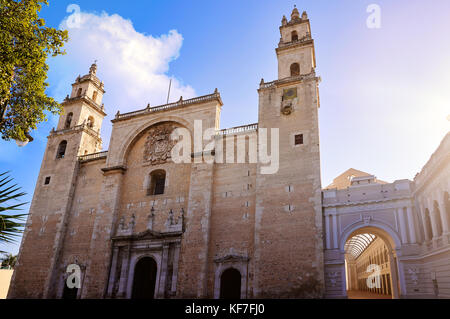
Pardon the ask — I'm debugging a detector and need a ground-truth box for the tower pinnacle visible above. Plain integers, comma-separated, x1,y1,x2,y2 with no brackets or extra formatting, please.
291,5,300,20
89,61,98,76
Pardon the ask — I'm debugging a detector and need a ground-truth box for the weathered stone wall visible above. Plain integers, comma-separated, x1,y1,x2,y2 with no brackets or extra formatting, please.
254,77,324,297
8,132,83,298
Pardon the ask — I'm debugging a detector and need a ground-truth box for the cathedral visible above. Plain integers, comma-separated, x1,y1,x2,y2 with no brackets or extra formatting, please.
8,8,450,299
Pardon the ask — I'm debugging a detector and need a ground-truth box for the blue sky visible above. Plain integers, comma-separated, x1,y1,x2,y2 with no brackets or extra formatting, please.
1,0,449,254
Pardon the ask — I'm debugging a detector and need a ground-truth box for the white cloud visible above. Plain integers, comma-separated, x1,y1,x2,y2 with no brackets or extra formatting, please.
53,10,196,148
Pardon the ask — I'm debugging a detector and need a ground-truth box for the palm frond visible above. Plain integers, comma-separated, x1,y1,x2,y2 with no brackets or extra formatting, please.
0,171,27,245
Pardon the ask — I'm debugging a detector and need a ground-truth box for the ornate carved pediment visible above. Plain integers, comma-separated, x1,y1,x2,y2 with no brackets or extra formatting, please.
214,254,249,264
112,228,182,242
143,123,177,164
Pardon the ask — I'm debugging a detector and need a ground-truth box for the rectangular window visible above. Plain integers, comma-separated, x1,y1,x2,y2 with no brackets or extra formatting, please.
295,134,303,145
44,177,51,185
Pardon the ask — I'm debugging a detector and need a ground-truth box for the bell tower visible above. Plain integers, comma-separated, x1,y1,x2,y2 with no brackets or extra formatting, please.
8,63,107,298
277,6,316,80
253,7,324,297
57,62,106,154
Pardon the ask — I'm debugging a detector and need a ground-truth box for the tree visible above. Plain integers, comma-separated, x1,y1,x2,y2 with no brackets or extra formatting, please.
1,253,17,269
0,171,27,253
0,0,68,142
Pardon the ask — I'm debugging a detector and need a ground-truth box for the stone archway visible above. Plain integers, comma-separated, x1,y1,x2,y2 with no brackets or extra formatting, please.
131,257,158,299
342,226,401,299
220,268,242,299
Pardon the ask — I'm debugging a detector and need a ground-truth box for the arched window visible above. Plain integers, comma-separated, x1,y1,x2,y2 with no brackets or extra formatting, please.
148,170,166,195
434,201,443,236
77,88,82,97
220,268,241,299
291,30,298,42
92,91,98,102
290,63,300,76
424,208,433,240
87,116,94,129
65,112,73,129
56,140,67,159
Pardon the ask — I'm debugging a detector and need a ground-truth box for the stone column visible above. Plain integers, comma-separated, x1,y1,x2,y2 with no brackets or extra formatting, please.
117,245,131,298
419,204,431,241
106,246,120,297
332,213,338,249
388,252,399,299
406,207,417,244
157,243,170,298
171,243,181,294
429,208,440,239
325,214,331,249
397,208,408,244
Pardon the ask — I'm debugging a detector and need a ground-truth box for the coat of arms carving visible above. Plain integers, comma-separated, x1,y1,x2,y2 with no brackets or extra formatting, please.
143,123,177,164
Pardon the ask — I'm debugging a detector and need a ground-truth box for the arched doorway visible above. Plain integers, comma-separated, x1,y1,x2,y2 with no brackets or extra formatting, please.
220,268,241,299
343,226,401,299
131,257,158,299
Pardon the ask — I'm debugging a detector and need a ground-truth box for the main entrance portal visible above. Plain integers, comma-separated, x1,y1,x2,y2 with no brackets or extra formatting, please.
131,257,158,299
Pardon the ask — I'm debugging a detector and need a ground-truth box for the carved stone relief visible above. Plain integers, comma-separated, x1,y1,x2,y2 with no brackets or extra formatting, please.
143,123,177,164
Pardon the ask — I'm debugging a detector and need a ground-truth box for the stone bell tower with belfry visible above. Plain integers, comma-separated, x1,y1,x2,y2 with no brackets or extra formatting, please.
8,63,107,298
254,6,324,297
276,6,316,80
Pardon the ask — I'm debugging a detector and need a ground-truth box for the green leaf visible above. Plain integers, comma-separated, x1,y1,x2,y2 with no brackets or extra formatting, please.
0,171,27,245
0,0,68,141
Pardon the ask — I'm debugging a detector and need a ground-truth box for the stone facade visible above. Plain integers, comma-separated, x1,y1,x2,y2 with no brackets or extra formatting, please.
8,9,324,299
7,8,450,299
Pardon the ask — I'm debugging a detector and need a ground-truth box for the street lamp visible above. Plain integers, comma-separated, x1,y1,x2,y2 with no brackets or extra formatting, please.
14,132,34,147
15,139,29,147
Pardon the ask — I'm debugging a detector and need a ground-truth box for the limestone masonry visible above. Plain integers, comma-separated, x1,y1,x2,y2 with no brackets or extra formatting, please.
8,8,450,299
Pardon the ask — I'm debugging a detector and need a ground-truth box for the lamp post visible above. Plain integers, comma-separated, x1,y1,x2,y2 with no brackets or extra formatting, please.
14,132,34,147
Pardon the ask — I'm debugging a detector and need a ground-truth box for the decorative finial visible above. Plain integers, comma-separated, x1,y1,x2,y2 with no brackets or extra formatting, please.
291,5,300,20
214,88,218,94
281,15,287,26
89,61,97,75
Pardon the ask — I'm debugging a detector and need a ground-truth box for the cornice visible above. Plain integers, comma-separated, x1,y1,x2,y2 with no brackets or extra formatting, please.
101,165,127,174
62,94,107,117
112,91,223,123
